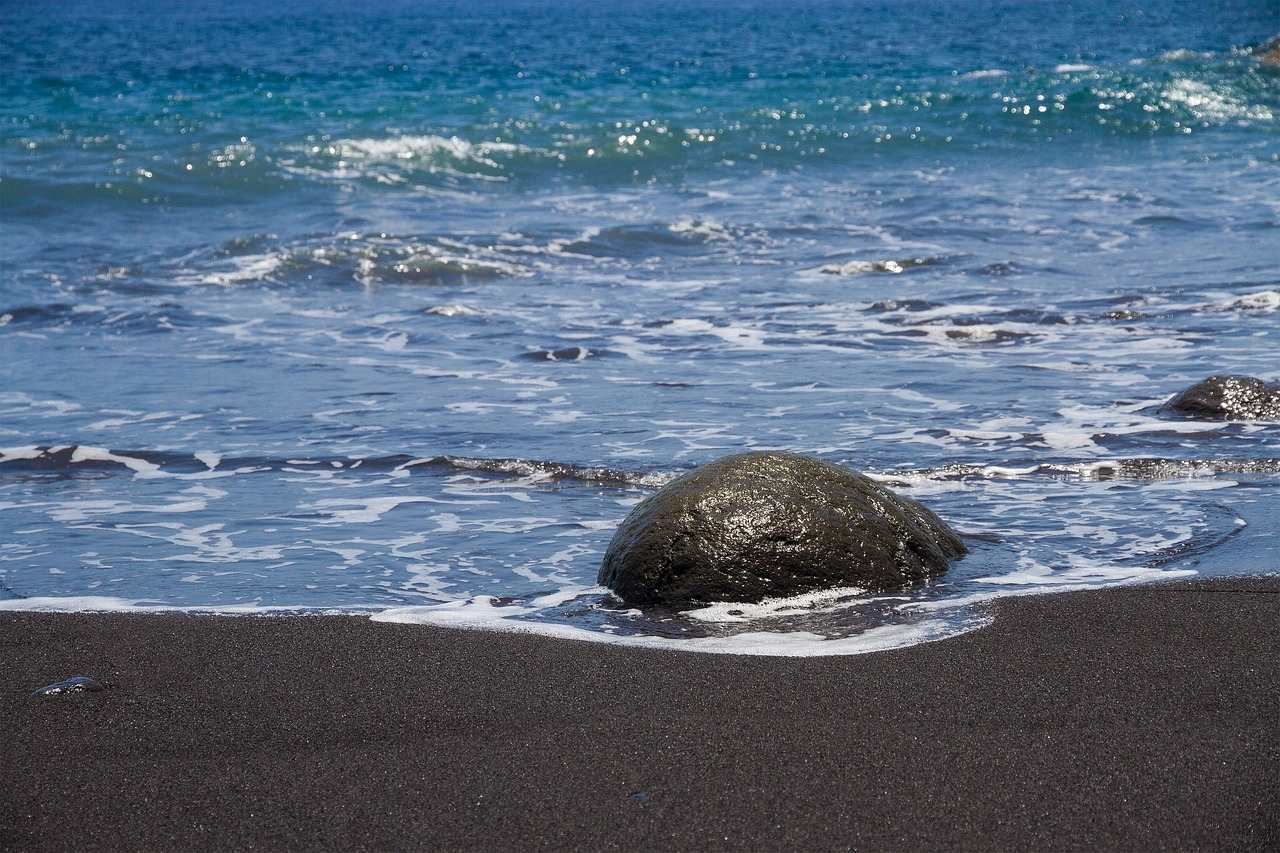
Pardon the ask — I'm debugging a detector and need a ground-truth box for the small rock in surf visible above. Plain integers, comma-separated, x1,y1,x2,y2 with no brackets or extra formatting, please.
519,346,596,362
1162,375,1280,421
598,451,966,606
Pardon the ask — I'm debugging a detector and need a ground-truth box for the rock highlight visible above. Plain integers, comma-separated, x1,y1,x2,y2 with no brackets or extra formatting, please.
599,451,966,606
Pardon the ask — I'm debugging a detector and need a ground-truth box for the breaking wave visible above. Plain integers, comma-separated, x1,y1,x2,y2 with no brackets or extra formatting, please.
0,445,672,488
5,445,1277,487
6,42,1275,211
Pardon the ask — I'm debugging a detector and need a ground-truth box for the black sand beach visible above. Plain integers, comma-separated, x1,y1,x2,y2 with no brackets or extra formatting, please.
4,577,1277,851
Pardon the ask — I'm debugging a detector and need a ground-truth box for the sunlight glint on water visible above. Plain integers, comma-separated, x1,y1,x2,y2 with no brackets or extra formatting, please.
1,0,1278,654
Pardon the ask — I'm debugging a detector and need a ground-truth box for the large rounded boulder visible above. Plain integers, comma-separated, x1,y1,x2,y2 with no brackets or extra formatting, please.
598,451,966,606
1162,375,1280,421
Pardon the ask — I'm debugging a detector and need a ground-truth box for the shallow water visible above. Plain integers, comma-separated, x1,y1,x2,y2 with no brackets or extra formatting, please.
2,0,1278,654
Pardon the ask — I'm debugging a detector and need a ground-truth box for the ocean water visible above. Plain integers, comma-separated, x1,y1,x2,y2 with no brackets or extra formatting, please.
2,0,1278,655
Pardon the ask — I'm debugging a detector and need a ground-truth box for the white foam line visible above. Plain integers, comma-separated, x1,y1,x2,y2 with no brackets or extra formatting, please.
370,594,989,657
0,596,376,615
12,565,1250,657
0,446,44,462
194,451,221,470
70,446,164,477
897,569,1199,612
380,603,987,656
680,585,869,623
303,495,501,524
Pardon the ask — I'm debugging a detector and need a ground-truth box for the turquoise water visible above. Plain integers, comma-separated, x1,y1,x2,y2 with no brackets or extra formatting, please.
2,0,1278,653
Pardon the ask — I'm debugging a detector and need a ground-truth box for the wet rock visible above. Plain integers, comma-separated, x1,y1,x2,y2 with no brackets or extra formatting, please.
33,676,104,697
1103,309,1147,321
864,298,942,314
518,346,601,362
976,261,1022,277
598,451,966,606
1163,375,1280,421
1254,36,1280,67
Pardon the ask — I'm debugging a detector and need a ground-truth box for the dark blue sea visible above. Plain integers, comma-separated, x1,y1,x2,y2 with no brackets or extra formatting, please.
2,0,1277,653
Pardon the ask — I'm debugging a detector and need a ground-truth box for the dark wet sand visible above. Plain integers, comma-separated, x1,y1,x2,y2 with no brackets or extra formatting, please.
3,577,1278,851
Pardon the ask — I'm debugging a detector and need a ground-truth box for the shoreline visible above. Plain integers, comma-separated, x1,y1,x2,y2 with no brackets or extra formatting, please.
5,576,1278,850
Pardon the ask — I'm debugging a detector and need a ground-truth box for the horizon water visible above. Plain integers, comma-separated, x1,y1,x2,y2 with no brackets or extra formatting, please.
2,0,1278,655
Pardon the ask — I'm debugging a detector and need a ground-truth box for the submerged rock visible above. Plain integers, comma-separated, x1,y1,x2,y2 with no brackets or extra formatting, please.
598,451,966,606
1254,36,1280,67
1162,375,1280,421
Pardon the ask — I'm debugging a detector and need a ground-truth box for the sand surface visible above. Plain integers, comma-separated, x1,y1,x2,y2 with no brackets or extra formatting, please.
4,577,1278,851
